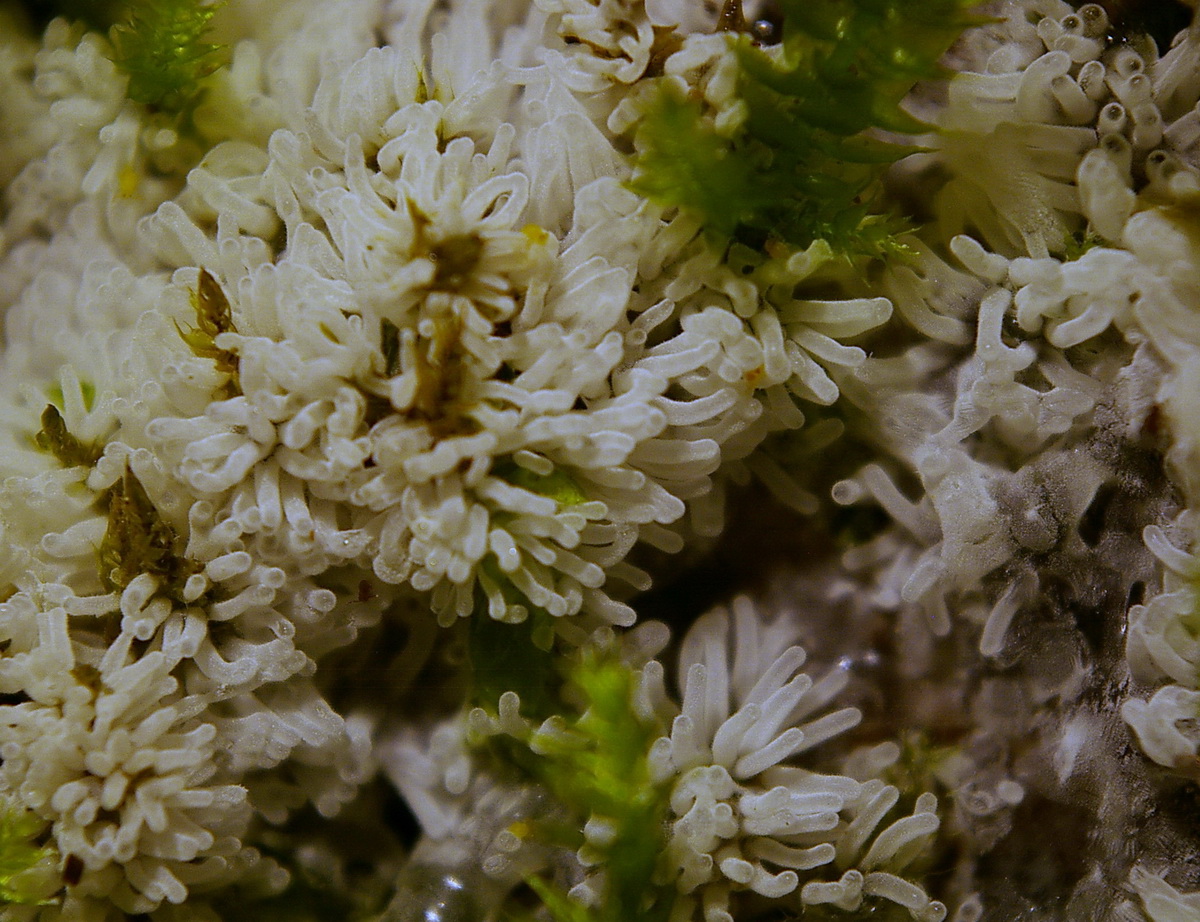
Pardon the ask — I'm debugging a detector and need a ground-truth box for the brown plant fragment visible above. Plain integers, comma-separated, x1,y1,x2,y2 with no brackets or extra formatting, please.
98,465,199,596
176,268,240,397
33,405,101,468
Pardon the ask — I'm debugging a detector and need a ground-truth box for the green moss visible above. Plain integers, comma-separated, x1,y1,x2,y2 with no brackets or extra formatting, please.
47,380,96,413
19,0,227,115
1063,227,1107,261
468,594,560,721
468,449,582,716
108,0,226,115
627,83,768,241
882,731,956,805
494,653,674,922
0,797,58,906
630,0,981,259
493,458,588,507
465,460,588,723
472,463,671,921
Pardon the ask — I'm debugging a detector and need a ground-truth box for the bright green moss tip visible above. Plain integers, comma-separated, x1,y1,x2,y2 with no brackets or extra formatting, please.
0,798,58,906
108,0,226,114
630,0,983,259
494,458,588,507
1063,227,1107,260
47,379,96,413
505,653,674,922
21,0,226,114
627,82,767,241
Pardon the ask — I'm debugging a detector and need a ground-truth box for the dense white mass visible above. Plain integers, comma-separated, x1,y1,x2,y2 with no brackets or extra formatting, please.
3,0,1200,919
